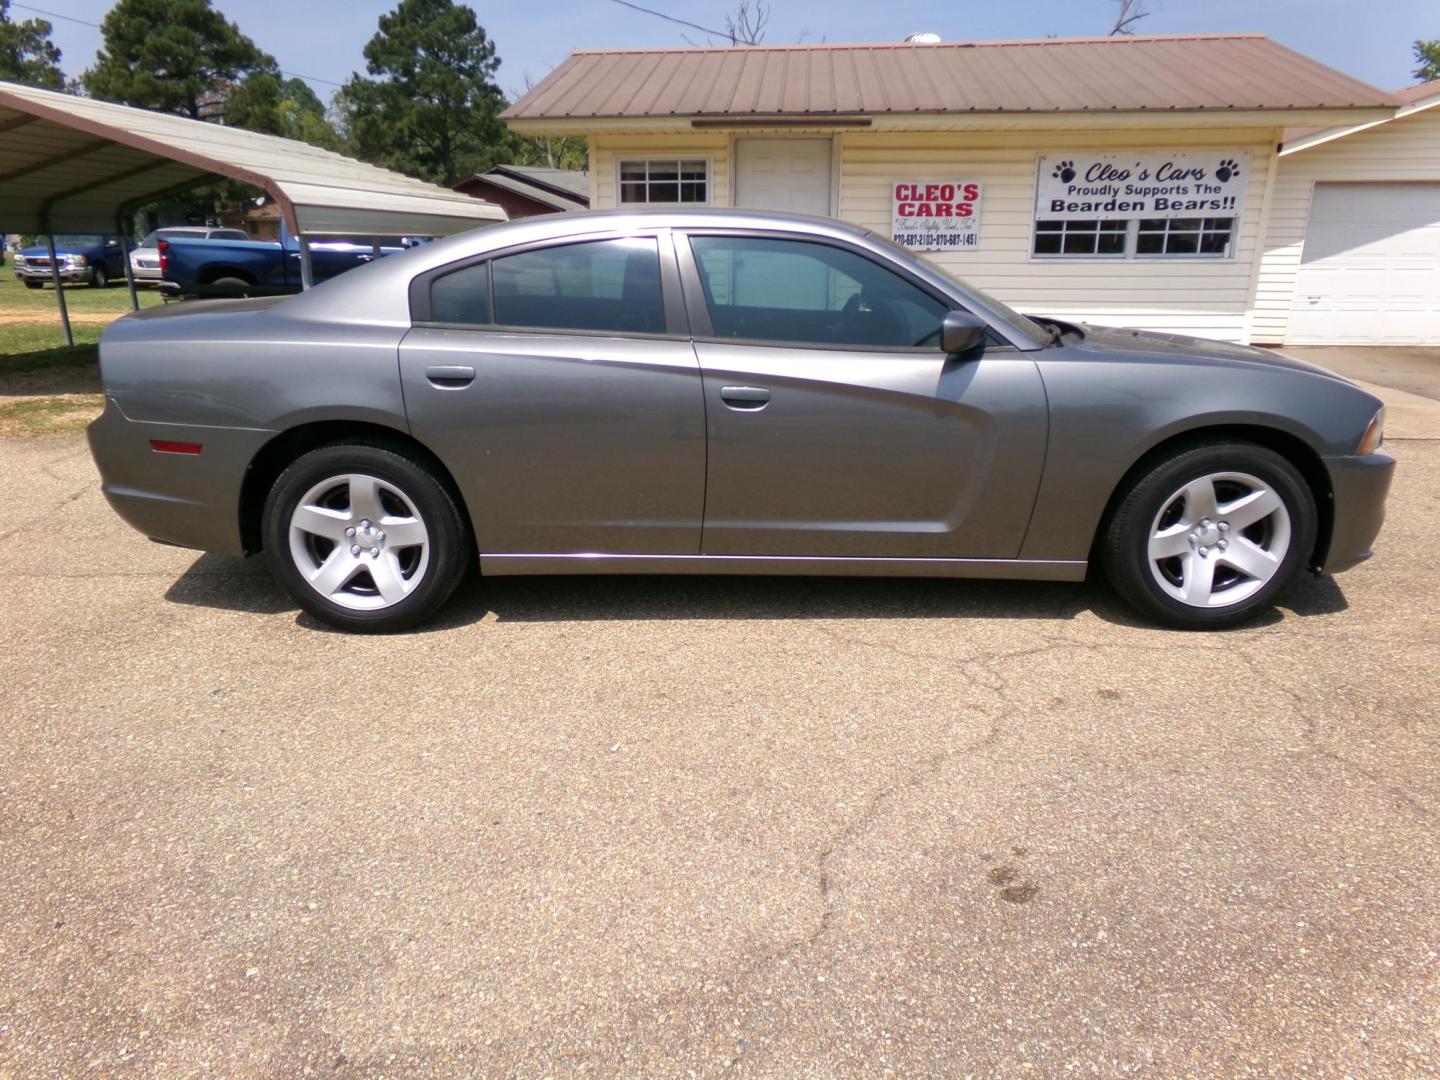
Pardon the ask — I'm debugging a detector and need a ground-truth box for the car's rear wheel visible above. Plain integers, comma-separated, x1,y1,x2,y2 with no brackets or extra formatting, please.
262,443,472,632
1100,442,1317,630
210,276,254,297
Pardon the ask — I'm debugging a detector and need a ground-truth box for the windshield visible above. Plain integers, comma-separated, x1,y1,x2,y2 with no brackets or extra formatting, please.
53,234,105,248
865,230,1051,347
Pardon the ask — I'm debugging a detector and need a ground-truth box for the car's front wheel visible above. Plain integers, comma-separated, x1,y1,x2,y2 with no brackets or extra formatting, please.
1100,442,1317,630
262,443,473,632
90,266,108,288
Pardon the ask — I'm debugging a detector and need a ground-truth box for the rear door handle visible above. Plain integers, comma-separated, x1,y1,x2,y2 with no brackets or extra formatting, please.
720,385,771,410
425,364,475,388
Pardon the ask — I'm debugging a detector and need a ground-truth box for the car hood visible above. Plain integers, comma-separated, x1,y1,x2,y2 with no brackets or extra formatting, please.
19,245,101,258
1071,322,1358,386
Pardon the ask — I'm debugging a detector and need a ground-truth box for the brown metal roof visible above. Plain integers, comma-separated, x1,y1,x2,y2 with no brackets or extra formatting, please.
1394,79,1440,106
503,34,1397,122
1281,79,1440,153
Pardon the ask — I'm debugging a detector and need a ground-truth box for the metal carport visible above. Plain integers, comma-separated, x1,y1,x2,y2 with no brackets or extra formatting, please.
0,80,506,344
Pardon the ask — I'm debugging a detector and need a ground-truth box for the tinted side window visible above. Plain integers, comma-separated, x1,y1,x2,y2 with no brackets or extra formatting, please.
491,237,664,335
689,235,948,349
430,262,491,326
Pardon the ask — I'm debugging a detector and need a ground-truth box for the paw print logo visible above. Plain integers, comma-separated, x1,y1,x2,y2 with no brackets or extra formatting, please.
1215,158,1240,183
1052,160,1076,184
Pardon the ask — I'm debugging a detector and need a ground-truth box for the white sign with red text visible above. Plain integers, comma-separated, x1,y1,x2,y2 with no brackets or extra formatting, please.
1036,151,1249,222
891,181,983,251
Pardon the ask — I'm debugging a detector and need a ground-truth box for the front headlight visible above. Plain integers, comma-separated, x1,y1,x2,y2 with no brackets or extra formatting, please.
64,254,87,266
1356,407,1385,454
13,254,24,266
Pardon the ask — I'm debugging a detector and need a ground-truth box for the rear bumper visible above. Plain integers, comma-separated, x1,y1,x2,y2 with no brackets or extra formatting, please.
86,396,272,557
1318,449,1395,574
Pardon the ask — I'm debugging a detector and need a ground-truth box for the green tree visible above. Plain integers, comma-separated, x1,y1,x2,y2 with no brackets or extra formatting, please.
1416,40,1440,82
226,72,343,150
0,0,64,90
337,0,510,185
83,0,275,119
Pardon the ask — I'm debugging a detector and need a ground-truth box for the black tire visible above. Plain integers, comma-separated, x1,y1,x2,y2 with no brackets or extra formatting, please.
209,276,254,297
1099,441,1317,630
90,266,108,288
23,279,43,289
262,442,473,633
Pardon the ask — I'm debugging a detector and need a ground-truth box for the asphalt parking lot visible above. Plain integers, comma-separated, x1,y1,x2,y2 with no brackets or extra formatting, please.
2,418,1438,1074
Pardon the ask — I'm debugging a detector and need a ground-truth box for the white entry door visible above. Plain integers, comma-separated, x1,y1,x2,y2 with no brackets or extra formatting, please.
733,137,833,215
1288,182,1440,345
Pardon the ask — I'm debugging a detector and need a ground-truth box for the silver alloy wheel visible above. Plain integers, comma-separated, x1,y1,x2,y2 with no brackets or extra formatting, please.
287,473,431,611
1146,470,1292,608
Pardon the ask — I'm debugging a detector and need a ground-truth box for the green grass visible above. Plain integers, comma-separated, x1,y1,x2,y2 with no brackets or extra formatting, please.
0,261,166,316
0,266,148,434
0,264,165,359
1,323,103,358
0,394,103,437
1,340,100,373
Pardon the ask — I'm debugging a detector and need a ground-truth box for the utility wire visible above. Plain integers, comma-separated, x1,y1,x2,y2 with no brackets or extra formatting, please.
604,0,730,42
10,2,347,87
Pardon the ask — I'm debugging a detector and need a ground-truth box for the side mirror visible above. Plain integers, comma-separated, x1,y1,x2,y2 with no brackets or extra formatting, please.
941,310,988,355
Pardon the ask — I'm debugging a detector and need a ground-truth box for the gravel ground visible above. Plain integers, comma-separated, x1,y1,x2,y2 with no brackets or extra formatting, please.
1,435,1437,1078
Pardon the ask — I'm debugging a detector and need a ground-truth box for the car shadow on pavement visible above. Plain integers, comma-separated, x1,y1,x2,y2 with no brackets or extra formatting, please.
163,552,1349,632
162,552,296,615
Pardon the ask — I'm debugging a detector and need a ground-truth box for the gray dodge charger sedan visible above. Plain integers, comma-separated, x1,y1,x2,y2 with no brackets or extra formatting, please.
87,209,1393,633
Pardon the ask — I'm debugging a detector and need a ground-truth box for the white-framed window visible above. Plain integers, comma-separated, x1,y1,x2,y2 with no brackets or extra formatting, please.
618,159,709,206
1033,219,1127,257
1135,217,1235,257
1032,216,1236,259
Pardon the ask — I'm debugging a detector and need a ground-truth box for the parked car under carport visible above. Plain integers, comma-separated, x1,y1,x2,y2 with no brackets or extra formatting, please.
129,226,250,286
12,234,126,288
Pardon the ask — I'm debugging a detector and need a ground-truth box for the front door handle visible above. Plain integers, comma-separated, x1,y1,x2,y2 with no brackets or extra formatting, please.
425,364,475,388
720,385,771,410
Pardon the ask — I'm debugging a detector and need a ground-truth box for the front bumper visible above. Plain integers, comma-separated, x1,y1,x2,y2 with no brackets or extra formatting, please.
15,264,91,282
86,396,272,557
1318,449,1396,574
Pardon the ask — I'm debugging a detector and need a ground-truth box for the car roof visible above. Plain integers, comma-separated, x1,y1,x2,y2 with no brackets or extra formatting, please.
488,207,873,243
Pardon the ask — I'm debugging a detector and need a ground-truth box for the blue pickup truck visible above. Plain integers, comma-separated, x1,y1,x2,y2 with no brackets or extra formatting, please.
158,221,423,297
12,234,127,289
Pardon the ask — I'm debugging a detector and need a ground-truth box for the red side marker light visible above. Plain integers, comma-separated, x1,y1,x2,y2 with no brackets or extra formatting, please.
149,440,202,455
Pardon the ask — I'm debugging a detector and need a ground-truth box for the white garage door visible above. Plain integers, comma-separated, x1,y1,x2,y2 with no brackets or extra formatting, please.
1288,182,1440,345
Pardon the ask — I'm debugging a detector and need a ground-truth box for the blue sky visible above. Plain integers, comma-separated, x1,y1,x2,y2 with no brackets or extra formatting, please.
22,0,1438,103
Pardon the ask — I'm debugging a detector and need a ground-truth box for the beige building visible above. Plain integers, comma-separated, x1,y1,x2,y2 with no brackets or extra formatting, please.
505,35,1437,345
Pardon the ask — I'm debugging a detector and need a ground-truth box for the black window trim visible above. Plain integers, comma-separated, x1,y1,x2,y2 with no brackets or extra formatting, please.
408,229,690,340
673,228,1015,354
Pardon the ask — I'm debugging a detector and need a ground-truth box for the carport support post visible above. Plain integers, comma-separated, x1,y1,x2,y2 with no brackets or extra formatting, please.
298,234,314,290
119,233,139,312
45,235,73,348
